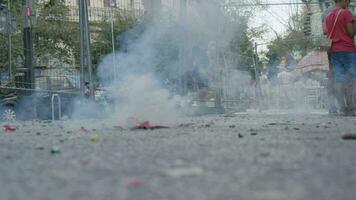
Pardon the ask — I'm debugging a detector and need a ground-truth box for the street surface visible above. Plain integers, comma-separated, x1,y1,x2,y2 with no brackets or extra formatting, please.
1,111,356,200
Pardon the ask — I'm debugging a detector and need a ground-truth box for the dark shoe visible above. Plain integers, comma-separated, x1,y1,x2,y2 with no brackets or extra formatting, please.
341,108,355,116
328,108,338,115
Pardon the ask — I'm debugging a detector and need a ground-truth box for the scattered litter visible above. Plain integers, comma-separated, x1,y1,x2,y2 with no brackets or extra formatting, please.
268,122,289,126
3,124,16,132
35,145,45,150
163,167,204,178
80,126,90,134
224,112,237,117
82,159,91,165
342,133,356,140
260,152,270,158
70,134,81,140
126,177,143,188
113,126,125,130
202,124,211,128
178,123,195,128
132,121,169,130
51,146,61,154
89,134,99,142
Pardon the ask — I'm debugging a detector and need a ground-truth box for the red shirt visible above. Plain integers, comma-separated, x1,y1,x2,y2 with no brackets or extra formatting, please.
325,8,356,52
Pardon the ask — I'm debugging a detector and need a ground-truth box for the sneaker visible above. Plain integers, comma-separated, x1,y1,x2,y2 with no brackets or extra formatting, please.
328,108,338,115
341,107,355,117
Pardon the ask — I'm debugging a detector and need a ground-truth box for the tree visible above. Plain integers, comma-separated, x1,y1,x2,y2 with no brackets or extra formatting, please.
224,2,267,78
264,9,316,78
91,16,135,68
0,0,23,71
34,0,79,64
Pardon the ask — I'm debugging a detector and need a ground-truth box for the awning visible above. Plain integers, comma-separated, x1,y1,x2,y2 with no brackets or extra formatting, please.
295,51,329,73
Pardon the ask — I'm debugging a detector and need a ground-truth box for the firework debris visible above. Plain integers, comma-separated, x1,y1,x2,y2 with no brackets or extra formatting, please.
3,124,16,132
80,126,91,134
126,177,143,188
132,120,169,130
342,133,356,140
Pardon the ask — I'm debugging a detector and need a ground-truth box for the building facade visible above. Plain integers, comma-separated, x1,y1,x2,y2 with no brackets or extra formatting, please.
64,0,181,22
303,0,356,37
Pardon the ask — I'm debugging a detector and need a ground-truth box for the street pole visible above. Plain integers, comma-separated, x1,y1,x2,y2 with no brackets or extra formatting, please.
179,0,187,95
79,0,94,99
253,42,261,111
7,0,12,80
110,1,117,80
83,0,94,98
23,0,34,89
79,0,85,93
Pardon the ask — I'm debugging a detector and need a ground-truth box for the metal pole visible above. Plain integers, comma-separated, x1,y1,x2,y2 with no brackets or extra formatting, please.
79,0,85,93
254,43,258,84
8,0,12,80
110,2,116,80
179,0,187,95
52,94,61,121
83,0,94,99
253,42,261,111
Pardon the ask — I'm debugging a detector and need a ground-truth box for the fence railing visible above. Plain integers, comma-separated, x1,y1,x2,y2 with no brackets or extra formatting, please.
67,5,145,22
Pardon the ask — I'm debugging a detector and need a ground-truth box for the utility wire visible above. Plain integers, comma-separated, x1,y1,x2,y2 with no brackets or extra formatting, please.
224,1,356,7
264,9,290,28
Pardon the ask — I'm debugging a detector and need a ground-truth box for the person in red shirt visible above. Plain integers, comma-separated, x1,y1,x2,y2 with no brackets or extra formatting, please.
325,0,356,116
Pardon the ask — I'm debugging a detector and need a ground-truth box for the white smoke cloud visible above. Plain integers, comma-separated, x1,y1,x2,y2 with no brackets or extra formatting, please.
92,0,253,125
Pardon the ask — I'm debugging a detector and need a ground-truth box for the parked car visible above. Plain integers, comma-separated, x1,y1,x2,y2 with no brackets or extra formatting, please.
0,76,80,121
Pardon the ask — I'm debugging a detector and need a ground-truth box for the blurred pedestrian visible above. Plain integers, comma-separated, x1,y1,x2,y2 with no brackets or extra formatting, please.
259,71,270,109
84,82,91,99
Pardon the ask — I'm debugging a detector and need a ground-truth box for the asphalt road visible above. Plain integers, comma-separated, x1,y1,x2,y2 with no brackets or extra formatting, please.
1,111,356,200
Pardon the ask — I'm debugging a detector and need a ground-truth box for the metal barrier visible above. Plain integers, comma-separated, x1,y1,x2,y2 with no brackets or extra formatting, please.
51,94,62,120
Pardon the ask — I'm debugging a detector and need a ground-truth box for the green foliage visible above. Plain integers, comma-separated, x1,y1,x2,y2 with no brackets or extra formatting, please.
91,16,135,67
264,10,317,77
0,0,135,74
34,0,79,64
225,8,266,77
0,0,23,71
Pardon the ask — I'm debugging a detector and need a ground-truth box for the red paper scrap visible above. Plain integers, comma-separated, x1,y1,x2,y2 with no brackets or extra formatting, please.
126,177,143,188
3,124,16,132
133,121,169,130
80,126,90,134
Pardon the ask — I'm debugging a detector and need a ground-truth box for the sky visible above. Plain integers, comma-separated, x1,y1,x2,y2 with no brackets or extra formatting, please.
250,0,301,50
